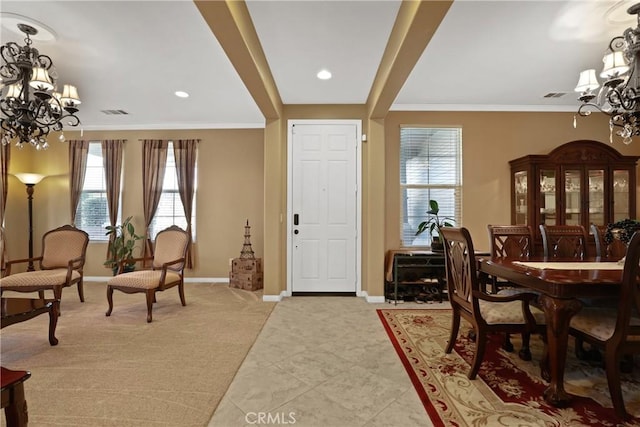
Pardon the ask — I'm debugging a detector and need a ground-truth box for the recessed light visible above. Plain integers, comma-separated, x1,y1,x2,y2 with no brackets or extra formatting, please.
317,69,332,80
175,91,189,98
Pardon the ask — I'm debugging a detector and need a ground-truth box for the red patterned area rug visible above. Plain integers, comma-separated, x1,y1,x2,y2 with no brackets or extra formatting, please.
378,309,640,427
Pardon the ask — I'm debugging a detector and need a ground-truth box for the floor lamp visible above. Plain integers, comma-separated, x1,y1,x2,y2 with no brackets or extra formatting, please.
15,173,45,272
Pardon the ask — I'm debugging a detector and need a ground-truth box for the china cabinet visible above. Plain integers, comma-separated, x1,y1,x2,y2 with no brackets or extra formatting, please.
509,140,639,239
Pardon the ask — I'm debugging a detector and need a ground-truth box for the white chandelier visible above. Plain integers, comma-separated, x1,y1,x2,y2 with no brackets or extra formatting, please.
574,3,640,145
0,22,81,150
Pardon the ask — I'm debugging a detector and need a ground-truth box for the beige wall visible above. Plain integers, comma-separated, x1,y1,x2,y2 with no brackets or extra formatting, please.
4,128,264,279
385,111,640,255
5,110,640,296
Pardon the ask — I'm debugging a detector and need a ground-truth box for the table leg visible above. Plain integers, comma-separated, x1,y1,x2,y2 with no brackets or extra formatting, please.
2,382,28,427
539,294,582,407
48,300,59,346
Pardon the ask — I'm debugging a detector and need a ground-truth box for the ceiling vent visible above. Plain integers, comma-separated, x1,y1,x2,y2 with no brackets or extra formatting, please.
543,92,567,98
101,109,129,115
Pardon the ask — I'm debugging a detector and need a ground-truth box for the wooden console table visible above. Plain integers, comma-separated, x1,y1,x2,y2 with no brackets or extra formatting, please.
1,298,59,346
384,250,447,304
1,366,31,427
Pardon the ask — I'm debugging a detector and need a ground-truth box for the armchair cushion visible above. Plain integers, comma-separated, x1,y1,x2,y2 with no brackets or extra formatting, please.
0,269,81,287
480,299,545,325
108,270,182,290
571,308,640,342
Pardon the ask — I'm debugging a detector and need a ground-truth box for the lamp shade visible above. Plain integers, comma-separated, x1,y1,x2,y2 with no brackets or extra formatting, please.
60,84,81,105
5,84,22,98
15,173,45,185
575,69,600,92
29,67,54,91
601,51,630,78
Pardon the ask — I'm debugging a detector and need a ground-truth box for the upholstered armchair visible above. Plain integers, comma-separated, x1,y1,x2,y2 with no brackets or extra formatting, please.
0,225,89,306
106,225,189,323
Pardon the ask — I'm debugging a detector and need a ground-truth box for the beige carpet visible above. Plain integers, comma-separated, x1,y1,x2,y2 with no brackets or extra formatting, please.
1,282,275,427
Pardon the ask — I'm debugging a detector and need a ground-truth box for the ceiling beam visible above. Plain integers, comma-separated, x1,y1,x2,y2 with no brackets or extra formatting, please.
194,0,283,120
366,0,453,119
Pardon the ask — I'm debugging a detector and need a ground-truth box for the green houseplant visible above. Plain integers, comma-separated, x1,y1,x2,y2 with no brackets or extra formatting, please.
104,216,143,274
415,199,455,250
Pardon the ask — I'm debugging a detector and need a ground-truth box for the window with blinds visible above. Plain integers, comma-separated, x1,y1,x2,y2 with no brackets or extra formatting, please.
400,127,462,247
149,142,197,240
75,142,112,240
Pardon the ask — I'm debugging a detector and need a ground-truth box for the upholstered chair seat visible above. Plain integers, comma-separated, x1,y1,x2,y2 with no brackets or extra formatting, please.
106,226,190,323
1,269,82,288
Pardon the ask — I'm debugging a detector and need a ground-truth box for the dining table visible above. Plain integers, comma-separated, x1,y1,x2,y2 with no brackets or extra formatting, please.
477,256,624,407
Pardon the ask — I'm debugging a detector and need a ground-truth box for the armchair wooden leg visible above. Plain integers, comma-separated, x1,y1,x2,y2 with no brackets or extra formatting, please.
145,290,155,323
77,280,85,302
52,286,63,316
178,281,186,306
105,286,114,317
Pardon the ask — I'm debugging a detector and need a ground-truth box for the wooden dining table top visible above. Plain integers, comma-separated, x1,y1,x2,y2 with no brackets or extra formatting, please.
477,256,624,299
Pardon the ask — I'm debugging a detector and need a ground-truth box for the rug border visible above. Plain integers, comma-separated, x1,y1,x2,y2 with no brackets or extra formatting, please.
377,309,446,427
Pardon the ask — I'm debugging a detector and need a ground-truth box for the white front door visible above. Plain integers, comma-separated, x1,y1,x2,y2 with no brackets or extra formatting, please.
289,121,359,293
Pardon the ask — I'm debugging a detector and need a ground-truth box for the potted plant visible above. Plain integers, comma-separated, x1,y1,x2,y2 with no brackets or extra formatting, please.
104,216,144,275
415,199,455,251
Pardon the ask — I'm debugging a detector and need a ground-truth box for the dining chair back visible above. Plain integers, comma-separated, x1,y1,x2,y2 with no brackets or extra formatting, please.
0,225,89,304
440,227,543,379
569,231,640,420
591,224,627,260
106,225,190,323
539,224,589,259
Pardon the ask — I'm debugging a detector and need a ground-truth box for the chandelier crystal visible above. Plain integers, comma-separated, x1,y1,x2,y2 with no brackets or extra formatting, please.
574,3,640,145
0,23,81,150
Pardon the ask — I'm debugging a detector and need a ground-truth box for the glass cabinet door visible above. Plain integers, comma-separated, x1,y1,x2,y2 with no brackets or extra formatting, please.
613,169,630,221
514,170,528,224
588,169,605,226
540,169,556,225
564,169,582,226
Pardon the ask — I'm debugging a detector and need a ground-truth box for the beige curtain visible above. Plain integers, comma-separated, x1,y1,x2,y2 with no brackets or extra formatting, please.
173,139,198,268
68,140,89,226
0,143,10,272
102,140,125,254
142,139,168,258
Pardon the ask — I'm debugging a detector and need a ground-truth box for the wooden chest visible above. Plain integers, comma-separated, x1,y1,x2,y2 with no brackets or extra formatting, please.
229,257,263,291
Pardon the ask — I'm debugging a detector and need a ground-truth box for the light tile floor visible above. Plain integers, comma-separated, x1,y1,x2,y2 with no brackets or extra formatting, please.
209,296,450,427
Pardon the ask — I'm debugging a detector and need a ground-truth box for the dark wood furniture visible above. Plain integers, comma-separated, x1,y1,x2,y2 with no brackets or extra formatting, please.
510,140,639,253
440,227,541,380
1,297,59,346
568,233,640,420
539,224,589,259
1,366,31,427
486,224,535,293
477,256,624,407
591,223,627,259
107,226,189,323
384,250,446,303
0,225,89,308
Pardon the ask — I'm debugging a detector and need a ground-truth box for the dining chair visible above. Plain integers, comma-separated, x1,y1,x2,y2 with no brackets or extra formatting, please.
440,227,544,379
106,225,190,323
591,223,627,260
0,225,89,308
487,224,539,358
568,231,640,420
487,224,535,293
539,224,589,259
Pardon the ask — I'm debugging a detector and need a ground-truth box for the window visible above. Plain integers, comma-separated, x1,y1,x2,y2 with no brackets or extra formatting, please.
149,142,197,239
75,142,111,240
400,127,462,247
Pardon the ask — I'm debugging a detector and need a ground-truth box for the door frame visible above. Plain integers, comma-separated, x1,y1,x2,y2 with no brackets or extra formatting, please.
286,119,362,296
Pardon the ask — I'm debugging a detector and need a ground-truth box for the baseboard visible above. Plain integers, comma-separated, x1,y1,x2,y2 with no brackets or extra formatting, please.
262,291,286,302
85,276,230,284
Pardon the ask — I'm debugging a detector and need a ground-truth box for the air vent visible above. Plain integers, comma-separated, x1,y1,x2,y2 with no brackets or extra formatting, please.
101,109,129,115
543,92,567,98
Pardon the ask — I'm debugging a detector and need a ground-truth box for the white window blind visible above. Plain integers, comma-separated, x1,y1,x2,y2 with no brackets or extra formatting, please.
149,142,197,240
400,127,462,247
75,142,112,240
